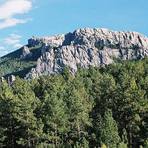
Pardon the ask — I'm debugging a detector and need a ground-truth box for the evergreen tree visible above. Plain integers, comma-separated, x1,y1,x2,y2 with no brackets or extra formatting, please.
38,76,68,147
12,78,43,147
0,57,147,147
115,74,148,147
100,109,120,148
0,81,17,148
65,78,92,146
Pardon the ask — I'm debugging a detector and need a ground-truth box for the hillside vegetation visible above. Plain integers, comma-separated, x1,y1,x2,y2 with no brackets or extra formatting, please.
0,45,42,78
0,58,148,148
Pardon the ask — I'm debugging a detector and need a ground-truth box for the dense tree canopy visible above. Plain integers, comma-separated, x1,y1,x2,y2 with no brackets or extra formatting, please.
0,58,148,147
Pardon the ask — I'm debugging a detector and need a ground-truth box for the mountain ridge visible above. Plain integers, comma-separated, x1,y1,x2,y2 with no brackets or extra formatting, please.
0,28,148,79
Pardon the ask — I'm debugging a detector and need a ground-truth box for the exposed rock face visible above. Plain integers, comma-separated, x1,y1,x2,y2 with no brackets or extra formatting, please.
7,75,16,86
20,46,32,59
26,28,148,79
28,35,65,47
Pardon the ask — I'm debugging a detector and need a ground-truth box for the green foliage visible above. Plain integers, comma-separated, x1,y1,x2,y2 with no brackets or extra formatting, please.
12,78,43,147
100,109,120,148
0,56,36,77
0,58,147,147
0,44,42,78
118,142,128,148
143,139,148,148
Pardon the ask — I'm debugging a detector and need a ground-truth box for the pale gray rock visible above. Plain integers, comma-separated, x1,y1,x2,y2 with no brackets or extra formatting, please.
20,46,32,59
7,75,16,85
0,77,5,85
28,35,65,47
25,28,148,79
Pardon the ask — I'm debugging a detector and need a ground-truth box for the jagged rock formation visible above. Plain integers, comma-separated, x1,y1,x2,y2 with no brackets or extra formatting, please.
20,46,32,59
25,28,148,79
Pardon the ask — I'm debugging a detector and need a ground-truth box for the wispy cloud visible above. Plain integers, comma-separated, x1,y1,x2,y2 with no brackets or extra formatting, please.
0,18,28,29
0,46,10,56
4,33,23,48
0,46,5,50
0,33,23,56
0,0,33,29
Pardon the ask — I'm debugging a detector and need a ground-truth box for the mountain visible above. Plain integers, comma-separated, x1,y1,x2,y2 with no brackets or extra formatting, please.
0,28,148,79
0,28,148,148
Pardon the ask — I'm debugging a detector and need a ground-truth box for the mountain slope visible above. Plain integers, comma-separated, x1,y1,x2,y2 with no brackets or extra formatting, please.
1,28,148,79
0,44,42,78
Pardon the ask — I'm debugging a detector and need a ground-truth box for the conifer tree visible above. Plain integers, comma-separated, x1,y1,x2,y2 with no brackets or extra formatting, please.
0,81,17,148
38,76,68,147
12,78,43,147
100,109,120,148
65,78,92,146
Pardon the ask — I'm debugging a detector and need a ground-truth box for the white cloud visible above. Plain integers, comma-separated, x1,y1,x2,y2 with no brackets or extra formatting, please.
0,0,33,29
0,18,28,29
4,33,23,48
13,43,23,48
0,46,5,50
0,46,9,56
0,33,23,57
0,0,32,19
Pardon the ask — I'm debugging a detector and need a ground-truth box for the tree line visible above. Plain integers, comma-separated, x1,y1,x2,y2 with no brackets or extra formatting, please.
0,58,148,148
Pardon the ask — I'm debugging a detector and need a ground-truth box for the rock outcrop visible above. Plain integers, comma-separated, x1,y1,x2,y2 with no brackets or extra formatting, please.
25,28,148,79
20,46,32,59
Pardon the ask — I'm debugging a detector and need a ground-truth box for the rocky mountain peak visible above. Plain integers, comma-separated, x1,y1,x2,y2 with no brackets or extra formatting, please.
25,28,148,79
28,34,65,47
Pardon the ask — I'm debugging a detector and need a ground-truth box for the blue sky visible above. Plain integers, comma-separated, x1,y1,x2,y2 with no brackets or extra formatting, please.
0,0,148,56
